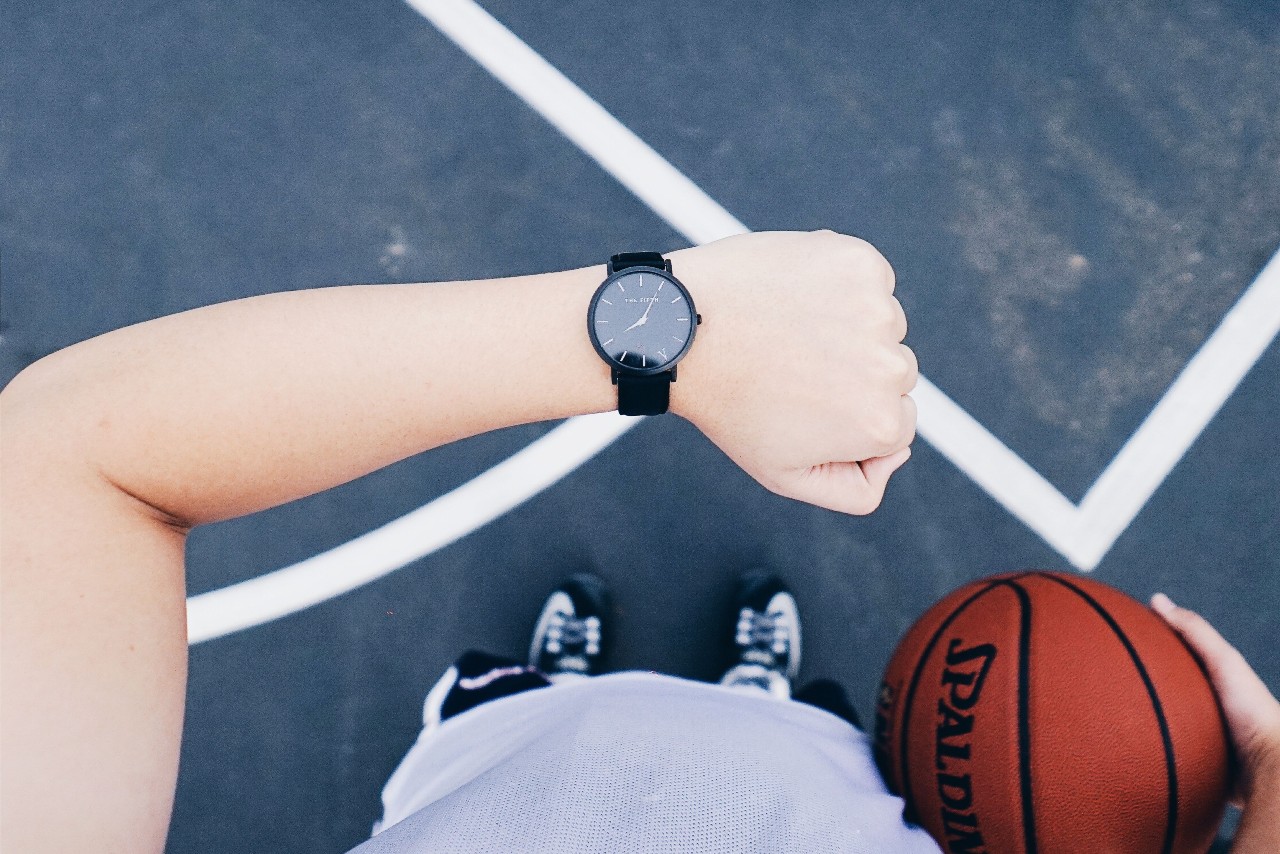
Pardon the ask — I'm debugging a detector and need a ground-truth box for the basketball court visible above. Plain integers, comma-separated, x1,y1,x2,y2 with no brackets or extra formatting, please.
3,0,1278,850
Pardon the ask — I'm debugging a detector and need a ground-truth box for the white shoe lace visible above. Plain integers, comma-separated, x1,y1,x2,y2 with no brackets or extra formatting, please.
735,607,791,665
543,612,601,657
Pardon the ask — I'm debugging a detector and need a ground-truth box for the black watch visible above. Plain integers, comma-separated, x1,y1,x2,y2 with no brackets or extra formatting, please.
587,251,701,416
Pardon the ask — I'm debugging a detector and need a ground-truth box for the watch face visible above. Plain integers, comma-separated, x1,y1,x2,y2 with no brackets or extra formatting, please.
589,268,696,373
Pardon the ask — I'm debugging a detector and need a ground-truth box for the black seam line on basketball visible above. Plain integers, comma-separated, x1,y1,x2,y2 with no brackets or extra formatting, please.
898,581,1006,830
1006,579,1038,854
1040,574,1178,854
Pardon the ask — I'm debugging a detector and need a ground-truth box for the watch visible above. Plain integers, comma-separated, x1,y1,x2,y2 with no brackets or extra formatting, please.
587,251,701,416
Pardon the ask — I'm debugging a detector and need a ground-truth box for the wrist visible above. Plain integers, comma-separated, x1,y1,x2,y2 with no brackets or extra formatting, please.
1243,733,1280,800
463,264,615,428
586,250,705,418
664,245,723,422
545,265,618,419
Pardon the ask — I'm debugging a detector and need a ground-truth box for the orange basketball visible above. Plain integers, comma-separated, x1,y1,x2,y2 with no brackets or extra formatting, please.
873,571,1230,854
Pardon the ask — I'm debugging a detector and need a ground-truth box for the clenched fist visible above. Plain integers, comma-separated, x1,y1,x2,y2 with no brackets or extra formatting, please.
669,230,918,515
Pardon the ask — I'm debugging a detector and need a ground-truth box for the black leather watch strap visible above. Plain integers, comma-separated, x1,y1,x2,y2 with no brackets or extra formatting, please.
608,251,669,274
603,251,676,416
615,370,673,416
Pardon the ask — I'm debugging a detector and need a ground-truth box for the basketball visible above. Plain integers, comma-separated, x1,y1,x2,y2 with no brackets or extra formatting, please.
873,571,1231,854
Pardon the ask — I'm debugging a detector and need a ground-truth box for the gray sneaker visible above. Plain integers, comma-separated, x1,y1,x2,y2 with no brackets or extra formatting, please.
720,572,801,698
528,573,608,677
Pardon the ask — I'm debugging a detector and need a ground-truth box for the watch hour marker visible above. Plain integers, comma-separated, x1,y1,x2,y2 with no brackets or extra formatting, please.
601,299,613,305
670,297,681,303
672,335,683,341
641,355,646,367
616,280,626,292
595,319,608,323
620,350,628,362
637,275,644,287
603,338,614,346
676,317,689,321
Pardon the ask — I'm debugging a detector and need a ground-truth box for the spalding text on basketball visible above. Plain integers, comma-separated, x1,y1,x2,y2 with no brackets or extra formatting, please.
936,637,998,854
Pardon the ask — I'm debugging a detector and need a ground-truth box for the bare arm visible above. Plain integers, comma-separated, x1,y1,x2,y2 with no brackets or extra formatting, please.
1,231,916,851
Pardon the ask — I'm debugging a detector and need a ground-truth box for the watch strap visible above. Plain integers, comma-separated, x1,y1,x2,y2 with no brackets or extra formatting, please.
615,370,673,416
604,251,675,416
608,251,670,274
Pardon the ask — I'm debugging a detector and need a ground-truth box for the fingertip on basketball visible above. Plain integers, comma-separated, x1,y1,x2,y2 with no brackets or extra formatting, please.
1151,595,1212,641
1150,592,1176,618
1150,593,1201,641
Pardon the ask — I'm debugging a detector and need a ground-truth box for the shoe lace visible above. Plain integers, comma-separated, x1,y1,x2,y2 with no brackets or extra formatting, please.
736,607,789,660
544,612,601,656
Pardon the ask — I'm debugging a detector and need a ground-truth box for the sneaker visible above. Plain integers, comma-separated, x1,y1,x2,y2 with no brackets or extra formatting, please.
720,572,801,698
528,573,609,677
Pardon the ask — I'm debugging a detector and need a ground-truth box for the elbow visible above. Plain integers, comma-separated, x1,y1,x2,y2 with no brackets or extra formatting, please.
2,351,91,449
2,354,194,532
2,357,60,443
5,353,112,481
1,355,95,487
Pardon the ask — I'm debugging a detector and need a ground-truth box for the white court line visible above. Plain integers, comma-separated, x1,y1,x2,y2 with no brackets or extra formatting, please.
404,0,748,246
187,413,636,643
910,377,1082,557
1072,249,1280,567
185,0,1280,643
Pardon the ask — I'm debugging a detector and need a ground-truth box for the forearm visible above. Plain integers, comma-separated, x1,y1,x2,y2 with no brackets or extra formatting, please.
7,266,614,527
6,231,915,528
1,263,626,852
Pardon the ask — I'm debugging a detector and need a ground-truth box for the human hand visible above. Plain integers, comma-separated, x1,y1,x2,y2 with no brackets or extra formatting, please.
1151,593,1280,803
668,230,917,515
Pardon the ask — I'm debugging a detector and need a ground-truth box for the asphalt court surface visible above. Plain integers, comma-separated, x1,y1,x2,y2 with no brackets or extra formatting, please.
2,1,1278,851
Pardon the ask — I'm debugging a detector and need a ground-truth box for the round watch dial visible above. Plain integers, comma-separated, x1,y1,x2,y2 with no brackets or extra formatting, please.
590,269,696,372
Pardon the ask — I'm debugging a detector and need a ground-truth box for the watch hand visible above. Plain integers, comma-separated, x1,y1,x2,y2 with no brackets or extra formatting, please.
623,295,659,332
623,303,653,332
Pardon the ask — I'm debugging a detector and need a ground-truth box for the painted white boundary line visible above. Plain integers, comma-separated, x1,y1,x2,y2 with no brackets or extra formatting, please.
403,0,747,246
185,0,1279,643
186,413,636,643
1073,249,1280,566
910,377,1081,556
914,240,1280,567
